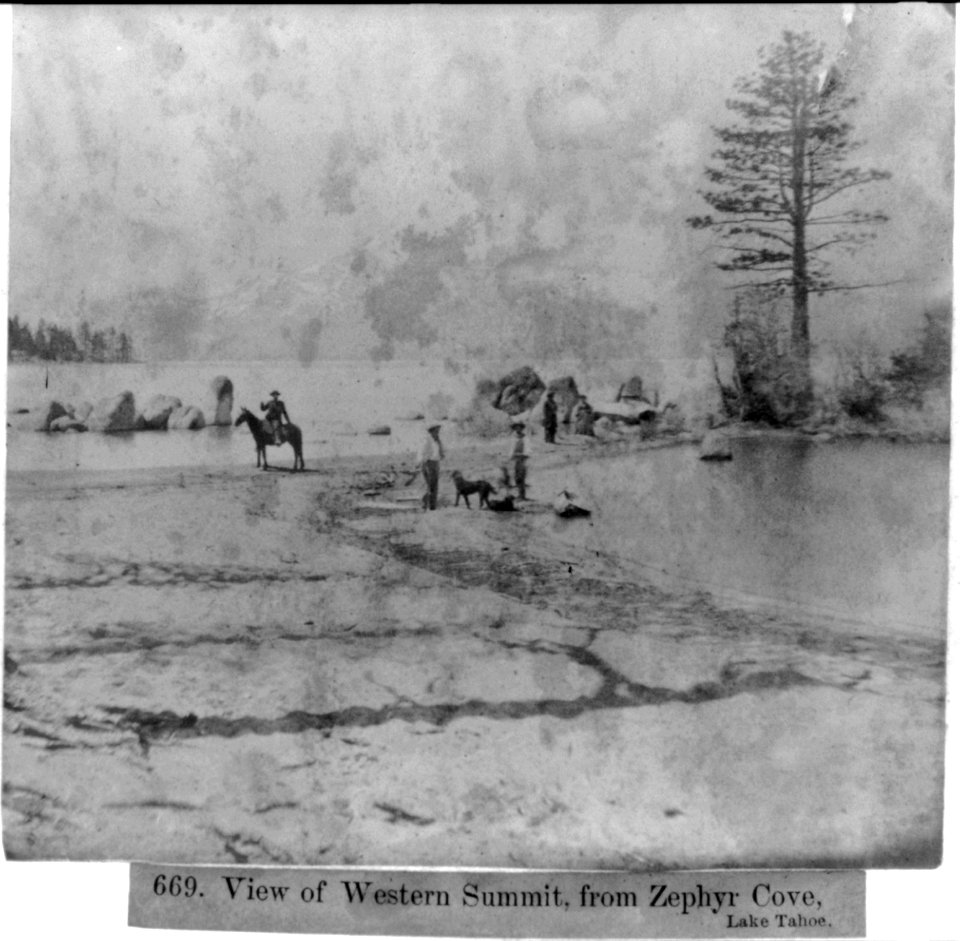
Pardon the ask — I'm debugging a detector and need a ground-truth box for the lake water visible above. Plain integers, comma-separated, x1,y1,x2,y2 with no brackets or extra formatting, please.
539,437,948,637
6,359,487,471
6,360,949,637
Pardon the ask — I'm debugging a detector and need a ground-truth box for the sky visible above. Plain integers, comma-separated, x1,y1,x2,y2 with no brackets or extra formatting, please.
8,4,954,364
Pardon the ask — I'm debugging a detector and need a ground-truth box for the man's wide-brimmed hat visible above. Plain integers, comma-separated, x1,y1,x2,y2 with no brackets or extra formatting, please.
270,390,281,396
511,421,526,429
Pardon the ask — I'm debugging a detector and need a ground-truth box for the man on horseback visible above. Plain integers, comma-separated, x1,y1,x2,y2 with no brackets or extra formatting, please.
260,390,290,445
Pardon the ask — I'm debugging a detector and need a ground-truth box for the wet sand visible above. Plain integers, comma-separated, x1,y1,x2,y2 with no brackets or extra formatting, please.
2,436,945,867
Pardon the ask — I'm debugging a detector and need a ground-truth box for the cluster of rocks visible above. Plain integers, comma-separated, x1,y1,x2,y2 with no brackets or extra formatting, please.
472,367,658,427
10,376,233,434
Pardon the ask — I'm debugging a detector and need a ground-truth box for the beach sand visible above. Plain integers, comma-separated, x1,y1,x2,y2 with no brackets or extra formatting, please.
2,435,944,867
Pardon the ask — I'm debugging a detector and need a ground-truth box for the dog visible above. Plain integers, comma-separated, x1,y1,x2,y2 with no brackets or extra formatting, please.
450,470,495,509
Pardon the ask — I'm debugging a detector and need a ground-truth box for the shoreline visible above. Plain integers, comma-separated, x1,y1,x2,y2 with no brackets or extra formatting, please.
5,418,949,488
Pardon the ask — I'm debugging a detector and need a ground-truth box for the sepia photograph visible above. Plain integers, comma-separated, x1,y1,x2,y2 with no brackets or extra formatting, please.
2,3,953,874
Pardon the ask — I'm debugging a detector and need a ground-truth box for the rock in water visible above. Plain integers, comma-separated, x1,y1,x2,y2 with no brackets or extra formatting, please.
87,392,140,433
29,399,70,432
699,430,733,461
168,405,206,430
139,394,182,430
209,376,233,426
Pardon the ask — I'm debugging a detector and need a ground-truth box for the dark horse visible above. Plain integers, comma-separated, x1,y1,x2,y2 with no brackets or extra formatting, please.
235,407,305,471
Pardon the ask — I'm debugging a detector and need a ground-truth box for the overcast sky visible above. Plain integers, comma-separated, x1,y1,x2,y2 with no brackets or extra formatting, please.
9,4,954,363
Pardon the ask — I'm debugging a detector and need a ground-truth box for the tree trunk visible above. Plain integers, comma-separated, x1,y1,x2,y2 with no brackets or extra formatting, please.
790,105,813,415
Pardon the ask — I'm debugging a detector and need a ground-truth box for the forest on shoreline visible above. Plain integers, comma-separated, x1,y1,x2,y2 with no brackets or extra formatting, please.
8,315,135,363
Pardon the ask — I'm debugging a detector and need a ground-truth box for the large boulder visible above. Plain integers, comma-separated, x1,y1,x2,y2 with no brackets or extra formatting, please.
490,366,545,415
208,376,233,426
86,392,141,433
26,399,70,432
168,405,206,430
547,376,580,424
139,394,182,430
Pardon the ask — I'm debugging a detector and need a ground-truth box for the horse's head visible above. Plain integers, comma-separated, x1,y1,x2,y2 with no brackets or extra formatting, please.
234,407,251,426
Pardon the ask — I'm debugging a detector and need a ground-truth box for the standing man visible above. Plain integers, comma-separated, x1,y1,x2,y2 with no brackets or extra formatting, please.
420,422,444,511
574,395,595,437
260,390,291,445
542,390,558,444
508,421,530,500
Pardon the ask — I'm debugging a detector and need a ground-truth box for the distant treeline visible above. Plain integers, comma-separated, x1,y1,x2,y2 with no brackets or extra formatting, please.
8,316,135,363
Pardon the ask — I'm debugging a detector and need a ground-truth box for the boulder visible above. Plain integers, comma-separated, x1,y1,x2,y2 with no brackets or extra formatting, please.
87,392,141,433
699,430,733,461
31,399,70,432
168,405,206,430
547,376,580,424
488,366,545,415
49,415,88,433
209,376,234,426
139,394,182,430
367,424,391,436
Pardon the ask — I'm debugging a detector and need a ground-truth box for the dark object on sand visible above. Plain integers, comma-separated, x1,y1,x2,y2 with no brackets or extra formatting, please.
487,494,516,512
554,490,591,518
451,470,496,509
367,424,391,436
235,406,305,471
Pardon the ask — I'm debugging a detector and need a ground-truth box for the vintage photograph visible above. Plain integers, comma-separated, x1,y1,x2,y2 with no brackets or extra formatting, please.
3,5,952,870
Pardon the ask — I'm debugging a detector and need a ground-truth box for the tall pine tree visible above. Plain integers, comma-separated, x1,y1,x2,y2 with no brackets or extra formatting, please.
688,30,890,401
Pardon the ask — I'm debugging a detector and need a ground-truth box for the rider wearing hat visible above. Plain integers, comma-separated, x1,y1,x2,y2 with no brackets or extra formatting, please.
260,390,291,445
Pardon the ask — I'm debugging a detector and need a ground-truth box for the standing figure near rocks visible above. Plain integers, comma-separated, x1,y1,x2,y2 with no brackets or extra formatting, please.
574,395,595,437
508,421,530,500
260,390,290,445
420,422,444,511
542,390,558,444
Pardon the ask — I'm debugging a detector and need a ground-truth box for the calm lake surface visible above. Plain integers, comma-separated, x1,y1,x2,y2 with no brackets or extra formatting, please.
7,361,949,638
541,437,948,637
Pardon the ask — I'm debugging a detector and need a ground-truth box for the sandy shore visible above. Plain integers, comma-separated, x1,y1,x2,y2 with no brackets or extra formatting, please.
2,434,945,867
